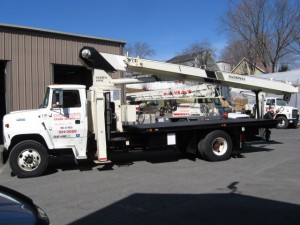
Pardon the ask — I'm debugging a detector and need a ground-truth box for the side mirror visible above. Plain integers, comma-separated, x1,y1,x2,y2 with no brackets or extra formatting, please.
52,89,63,108
283,94,291,103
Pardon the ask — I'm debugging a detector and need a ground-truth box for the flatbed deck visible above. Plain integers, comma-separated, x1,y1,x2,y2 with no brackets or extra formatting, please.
123,118,277,133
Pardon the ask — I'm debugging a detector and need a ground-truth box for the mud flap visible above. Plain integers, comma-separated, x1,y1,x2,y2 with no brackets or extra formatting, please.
186,132,197,154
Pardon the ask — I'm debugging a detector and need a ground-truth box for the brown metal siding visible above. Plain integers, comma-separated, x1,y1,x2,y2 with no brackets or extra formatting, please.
0,31,4,59
0,29,12,61
0,25,124,112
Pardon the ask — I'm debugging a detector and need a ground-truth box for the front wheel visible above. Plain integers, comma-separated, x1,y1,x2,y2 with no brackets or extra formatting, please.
276,116,288,129
9,140,49,178
198,130,232,161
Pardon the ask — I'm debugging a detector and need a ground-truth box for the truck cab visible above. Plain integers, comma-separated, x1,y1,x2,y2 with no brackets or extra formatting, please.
264,97,299,129
2,85,88,177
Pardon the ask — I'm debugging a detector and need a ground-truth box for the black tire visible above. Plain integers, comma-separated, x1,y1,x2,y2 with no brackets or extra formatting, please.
276,116,288,129
198,130,232,161
197,139,205,158
9,140,49,178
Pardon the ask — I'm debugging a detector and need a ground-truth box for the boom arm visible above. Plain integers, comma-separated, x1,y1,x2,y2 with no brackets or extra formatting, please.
79,46,298,96
127,84,219,101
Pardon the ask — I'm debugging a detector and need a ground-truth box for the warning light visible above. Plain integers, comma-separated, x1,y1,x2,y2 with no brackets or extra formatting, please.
222,113,228,119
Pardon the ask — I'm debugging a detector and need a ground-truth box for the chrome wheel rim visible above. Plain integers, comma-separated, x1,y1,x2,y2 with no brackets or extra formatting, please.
17,149,41,171
211,137,228,156
278,120,285,127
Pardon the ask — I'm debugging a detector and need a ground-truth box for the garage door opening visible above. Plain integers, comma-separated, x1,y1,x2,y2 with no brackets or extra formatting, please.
53,65,93,88
0,61,7,144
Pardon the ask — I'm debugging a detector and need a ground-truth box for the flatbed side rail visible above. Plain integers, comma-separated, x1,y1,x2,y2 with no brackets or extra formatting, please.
122,118,277,133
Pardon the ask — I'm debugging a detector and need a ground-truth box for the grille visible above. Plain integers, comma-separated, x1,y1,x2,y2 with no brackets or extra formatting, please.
292,109,298,118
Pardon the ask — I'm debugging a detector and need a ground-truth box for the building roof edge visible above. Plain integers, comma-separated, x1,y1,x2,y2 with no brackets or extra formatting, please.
0,23,126,45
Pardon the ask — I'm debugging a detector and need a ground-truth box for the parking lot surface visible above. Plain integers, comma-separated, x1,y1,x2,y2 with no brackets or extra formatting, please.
1,128,300,225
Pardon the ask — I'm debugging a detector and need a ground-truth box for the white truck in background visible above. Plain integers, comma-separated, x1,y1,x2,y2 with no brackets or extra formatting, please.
263,97,299,129
235,89,299,129
2,46,298,178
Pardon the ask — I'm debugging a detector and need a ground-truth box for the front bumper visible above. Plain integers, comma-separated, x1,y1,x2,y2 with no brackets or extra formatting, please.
289,116,299,127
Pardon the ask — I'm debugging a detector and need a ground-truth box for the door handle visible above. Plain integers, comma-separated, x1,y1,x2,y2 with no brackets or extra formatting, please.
75,120,80,124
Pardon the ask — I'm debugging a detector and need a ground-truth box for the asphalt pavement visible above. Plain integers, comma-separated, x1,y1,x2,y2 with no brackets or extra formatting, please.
1,128,300,225
0,145,4,172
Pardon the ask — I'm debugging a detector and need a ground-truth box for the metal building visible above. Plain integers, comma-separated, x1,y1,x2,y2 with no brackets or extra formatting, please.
0,24,125,143
0,23,125,111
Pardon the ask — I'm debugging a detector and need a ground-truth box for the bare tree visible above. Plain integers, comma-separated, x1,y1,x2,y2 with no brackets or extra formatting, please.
220,0,300,72
290,15,300,55
124,42,155,58
220,39,257,70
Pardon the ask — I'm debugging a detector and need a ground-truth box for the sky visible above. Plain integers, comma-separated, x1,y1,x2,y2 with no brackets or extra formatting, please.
0,0,230,61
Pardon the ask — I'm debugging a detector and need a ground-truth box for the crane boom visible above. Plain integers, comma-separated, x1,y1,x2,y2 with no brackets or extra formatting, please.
127,84,218,101
79,46,298,96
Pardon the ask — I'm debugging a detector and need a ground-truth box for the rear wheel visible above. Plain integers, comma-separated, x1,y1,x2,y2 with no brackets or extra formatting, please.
276,116,288,129
9,140,49,178
198,130,232,161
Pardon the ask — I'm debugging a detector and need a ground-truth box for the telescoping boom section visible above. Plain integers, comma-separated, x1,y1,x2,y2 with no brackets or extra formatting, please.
127,84,218,101
79,46,298,97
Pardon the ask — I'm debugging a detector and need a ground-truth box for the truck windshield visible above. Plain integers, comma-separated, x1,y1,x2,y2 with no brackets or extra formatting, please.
276,99,287,106
40,88,50,108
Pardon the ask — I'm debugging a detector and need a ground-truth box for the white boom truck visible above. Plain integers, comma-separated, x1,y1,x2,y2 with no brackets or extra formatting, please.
234,89,299,129
127,84,220,123
127,84,248,123
2,46,298,178
264,97,299,129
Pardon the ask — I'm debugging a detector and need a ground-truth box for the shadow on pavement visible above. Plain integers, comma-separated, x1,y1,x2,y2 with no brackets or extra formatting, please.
44,150,190,175
41,142,281,176
3,139,282,177
68,189,300,225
